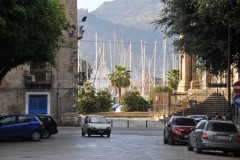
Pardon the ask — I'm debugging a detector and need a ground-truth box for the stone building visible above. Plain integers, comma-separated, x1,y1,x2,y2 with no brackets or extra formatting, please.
0,0,79,126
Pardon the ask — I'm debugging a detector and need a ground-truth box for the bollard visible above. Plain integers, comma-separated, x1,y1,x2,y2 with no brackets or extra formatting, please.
146,120,148,128
111,120,113,128
127,120,129,127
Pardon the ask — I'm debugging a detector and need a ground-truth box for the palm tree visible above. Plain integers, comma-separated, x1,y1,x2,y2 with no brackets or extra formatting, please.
109,65,131,99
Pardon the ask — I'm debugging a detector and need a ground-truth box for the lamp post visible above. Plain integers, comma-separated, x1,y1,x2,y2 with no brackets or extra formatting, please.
227,26,232,119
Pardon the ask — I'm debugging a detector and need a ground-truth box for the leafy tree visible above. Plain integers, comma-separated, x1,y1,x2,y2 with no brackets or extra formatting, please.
154,0,240,75
78,82,98,114
121,91,149,112
109,65,131,99
0,0,67,83
148,85,173,108
167,68,179,91
96,90,112,112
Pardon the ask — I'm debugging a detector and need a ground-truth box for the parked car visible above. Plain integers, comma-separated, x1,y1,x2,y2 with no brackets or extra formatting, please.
164,116,197,145
0,113,7,117
34,114,58,139
188,115,208,123
188,120,240,157
0,114,45,141
82,115,111,137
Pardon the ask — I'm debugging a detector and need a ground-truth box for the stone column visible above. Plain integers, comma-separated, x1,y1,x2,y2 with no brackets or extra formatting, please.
177,52,191,92
190,55,200,89
202,71,211,89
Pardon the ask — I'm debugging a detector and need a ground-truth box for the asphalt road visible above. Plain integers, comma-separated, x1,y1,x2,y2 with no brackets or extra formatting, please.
0,127,239,160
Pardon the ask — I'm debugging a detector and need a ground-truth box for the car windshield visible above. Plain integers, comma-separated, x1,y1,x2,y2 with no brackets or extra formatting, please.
89,116,107,123
172,118,196,126
206,122,238,132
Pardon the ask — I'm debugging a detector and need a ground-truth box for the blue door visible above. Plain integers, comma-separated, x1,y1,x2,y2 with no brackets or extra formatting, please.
28,95,48,114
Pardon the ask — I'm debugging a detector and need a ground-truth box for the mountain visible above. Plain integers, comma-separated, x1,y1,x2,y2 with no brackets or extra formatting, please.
92,0,163,31
78,0,175,76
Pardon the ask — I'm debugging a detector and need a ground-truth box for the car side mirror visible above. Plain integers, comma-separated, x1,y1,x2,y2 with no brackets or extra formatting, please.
108,122,111,124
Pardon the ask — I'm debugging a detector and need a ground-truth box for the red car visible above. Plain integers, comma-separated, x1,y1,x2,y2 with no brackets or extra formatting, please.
164,116,197,145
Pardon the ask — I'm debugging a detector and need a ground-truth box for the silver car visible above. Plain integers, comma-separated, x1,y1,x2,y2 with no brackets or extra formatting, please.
82,115,111,137
188,120,240,157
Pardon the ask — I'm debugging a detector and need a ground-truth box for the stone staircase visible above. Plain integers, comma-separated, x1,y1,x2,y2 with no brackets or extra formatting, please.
173,89,230,117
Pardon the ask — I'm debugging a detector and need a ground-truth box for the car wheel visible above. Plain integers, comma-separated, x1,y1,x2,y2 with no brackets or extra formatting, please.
188,141,193,151
30,131,41,141
196,144,202,153
42,130,51,139
107,134,110,138
163,131,168,144
168,136,175,145
81,129,85,136
233,151,240,157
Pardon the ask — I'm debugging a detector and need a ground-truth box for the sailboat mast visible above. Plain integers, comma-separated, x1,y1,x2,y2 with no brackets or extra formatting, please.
162,32,167,86
154,41,156,86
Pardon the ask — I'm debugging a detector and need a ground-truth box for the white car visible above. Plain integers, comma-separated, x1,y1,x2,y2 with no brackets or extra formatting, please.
82,115,111,137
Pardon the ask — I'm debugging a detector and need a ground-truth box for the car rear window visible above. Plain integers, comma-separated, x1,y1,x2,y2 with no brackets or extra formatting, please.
206,123,238,132
89,116,107,123
172,118,196,126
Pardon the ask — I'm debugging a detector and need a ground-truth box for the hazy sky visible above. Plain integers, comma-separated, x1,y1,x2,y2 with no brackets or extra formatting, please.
77,0,114,12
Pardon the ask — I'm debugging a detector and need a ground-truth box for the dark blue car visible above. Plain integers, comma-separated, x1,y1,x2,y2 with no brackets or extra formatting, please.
0,114,45,141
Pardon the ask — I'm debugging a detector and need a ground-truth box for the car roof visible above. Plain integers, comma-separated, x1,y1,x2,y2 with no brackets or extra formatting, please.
88,115,105,117
171,116,193,118
207,120,234,123
188,115,207,116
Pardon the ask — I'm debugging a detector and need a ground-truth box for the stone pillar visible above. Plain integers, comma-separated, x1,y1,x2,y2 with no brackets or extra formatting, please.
177,52,191,92
202,71,211,89
190,55,200,89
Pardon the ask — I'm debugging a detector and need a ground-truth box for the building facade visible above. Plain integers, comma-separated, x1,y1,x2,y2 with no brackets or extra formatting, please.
0,0,79,126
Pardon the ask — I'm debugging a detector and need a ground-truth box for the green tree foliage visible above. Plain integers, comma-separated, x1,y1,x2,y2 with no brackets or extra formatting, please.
121,91,149,112
148,85,173,108
96,90,112,112
109,65,131,98
0,0,67,82
78,82,113,114
78,82,98,114
154,0,240,75
167,68,179,91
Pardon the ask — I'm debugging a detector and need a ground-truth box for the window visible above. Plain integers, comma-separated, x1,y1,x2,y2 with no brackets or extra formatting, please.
0,116,16,126
19,115,31,123
89,116,107,123
206,123,238,132
172,118,196,126
196,121,206,130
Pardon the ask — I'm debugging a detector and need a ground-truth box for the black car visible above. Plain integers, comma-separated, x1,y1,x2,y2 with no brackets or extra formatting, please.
34,114,58,139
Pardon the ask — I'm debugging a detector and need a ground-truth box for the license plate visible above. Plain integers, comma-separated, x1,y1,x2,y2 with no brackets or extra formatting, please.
184,135,188,139
216,135,229,140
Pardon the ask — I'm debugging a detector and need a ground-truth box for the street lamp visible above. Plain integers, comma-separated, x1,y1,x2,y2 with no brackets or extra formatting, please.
227,26,232,119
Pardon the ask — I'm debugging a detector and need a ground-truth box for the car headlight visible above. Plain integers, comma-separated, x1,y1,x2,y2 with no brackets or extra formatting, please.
90,126,96,130
172,128,181,134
